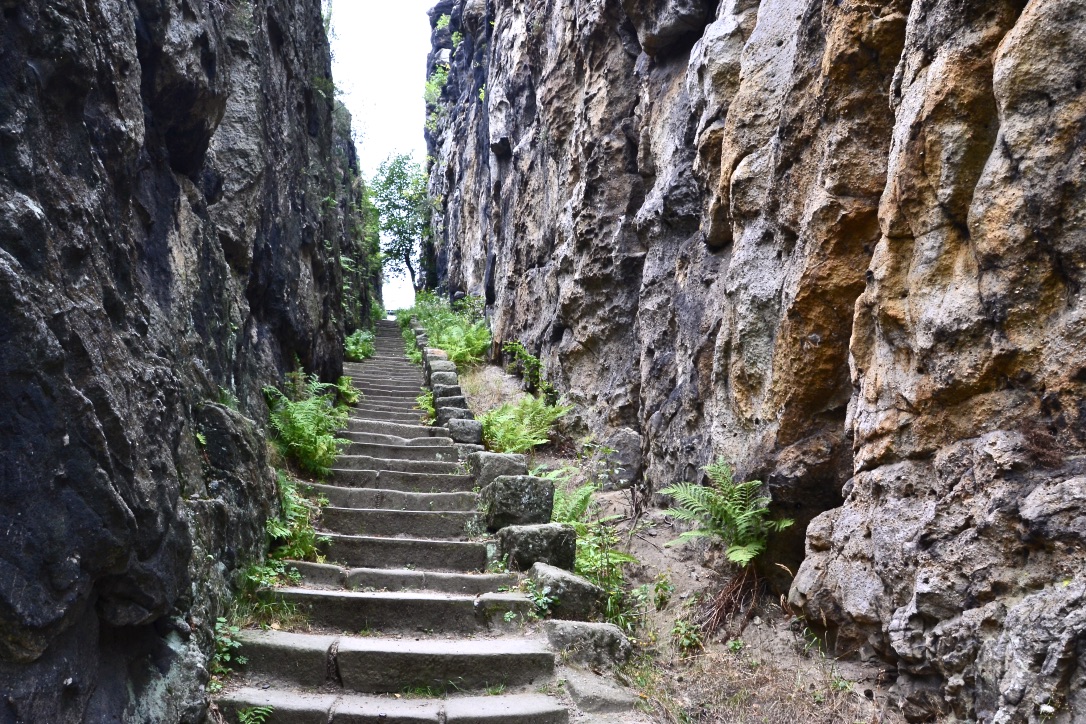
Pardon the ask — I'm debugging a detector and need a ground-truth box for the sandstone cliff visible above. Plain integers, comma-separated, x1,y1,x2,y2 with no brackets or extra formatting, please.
0,0,375,720
424,0,1086,720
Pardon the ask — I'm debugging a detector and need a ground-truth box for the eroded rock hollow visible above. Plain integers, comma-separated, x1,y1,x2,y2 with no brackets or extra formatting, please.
424,0,1086,720
0,0,376,720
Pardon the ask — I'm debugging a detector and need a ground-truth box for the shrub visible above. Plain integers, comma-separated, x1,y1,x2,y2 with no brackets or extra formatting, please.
398,291,492,366
424,65,450,106
436,13,451,29
480,395,572,454
503,341,556,397
659,460,793,566
335,376,361,406
345,329,375,361
264,374,349,478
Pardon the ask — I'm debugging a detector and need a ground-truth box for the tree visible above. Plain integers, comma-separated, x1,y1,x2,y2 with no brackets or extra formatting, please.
370,154,429,290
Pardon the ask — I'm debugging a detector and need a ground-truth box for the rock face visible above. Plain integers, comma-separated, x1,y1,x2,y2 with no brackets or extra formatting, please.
0,1,376,721
425,0,1086,719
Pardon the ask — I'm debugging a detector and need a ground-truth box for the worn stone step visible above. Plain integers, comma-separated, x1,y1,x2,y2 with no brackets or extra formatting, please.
341,442,459,462
340,430,455,447
284,561,517,594
321,533,487,571
359,391,426,403
345,419,449,439
352,401,423,415
327,469,474,493
217,687,567,724
334,455,461,475
352,383,425,395
323,507,479,539
266,587,531,633
348,409,427,424
307,482,476,511
284,562,517,594
236,630,555,694
350,378,423,389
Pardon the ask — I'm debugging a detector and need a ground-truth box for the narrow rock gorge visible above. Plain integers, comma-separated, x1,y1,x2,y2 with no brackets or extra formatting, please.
0,0,377,720
424,0,1086,720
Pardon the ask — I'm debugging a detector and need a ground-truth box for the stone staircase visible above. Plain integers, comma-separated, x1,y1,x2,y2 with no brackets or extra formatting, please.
216,320,569,723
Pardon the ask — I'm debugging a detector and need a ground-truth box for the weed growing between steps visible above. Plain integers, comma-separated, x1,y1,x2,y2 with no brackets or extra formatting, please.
396,291,491,366
263,370,349,477
345,328,376,360
416,389,436,422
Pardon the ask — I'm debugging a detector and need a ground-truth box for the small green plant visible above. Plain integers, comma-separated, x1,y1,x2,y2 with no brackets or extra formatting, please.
503,610,518,623
480,396,572,453
478,84,486,102
424,65,450,106
209,617,247,691
671,618,704,655
416,390,435,422
264,373,349,477
237,705,274,724
502,341,556,398
452,30,463,48
653,572,675,611
266,471,330,561
345,329,376,361
522,579,556,618
335,376,361,406
659,460,793,566
727,638,745,654
195,431,207,447
312,75,335,100
217,386,240,410
485,682,507,696
436,13,450,29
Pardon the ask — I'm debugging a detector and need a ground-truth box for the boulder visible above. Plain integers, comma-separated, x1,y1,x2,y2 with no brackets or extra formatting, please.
428,360,458,374
447,419,484,445
431,384,462,400
544,620,632,669
528,563,604,621
435,395,469,410
481,475,555,531
435,407,474,427
498,523,576,571
466,451,528,489
430,371,459,387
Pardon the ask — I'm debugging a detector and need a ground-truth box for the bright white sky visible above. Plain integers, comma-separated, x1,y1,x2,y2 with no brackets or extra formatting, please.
328,0,434,311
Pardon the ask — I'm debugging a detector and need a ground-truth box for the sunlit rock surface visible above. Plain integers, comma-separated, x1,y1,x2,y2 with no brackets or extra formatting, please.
425,0,1086,719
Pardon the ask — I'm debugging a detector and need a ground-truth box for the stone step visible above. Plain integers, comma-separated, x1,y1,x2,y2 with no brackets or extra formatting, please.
349,378,424,388
235,629,555,694
344,364,418,374
358,391,425,402
340,430,455,447
265,587,532,633
217,687,568,724
341,442,460,462
334,455,462,475
321,533,487,571
284,561,517,594
352,401,422,415
347,409,427,424
327,469,474,493
323,507,480,539
345,419,449,439
306,482,476,511
352,383,425,395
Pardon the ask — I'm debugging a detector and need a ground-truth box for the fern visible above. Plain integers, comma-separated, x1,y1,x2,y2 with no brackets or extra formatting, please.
266,471,329,561
480,396,572,453
238,706,274,724
263,373,349,478
659,460,793,567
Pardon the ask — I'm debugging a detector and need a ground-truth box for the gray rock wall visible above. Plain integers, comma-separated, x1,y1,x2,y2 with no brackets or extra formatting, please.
0,0,375,720
425,0,1086,720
